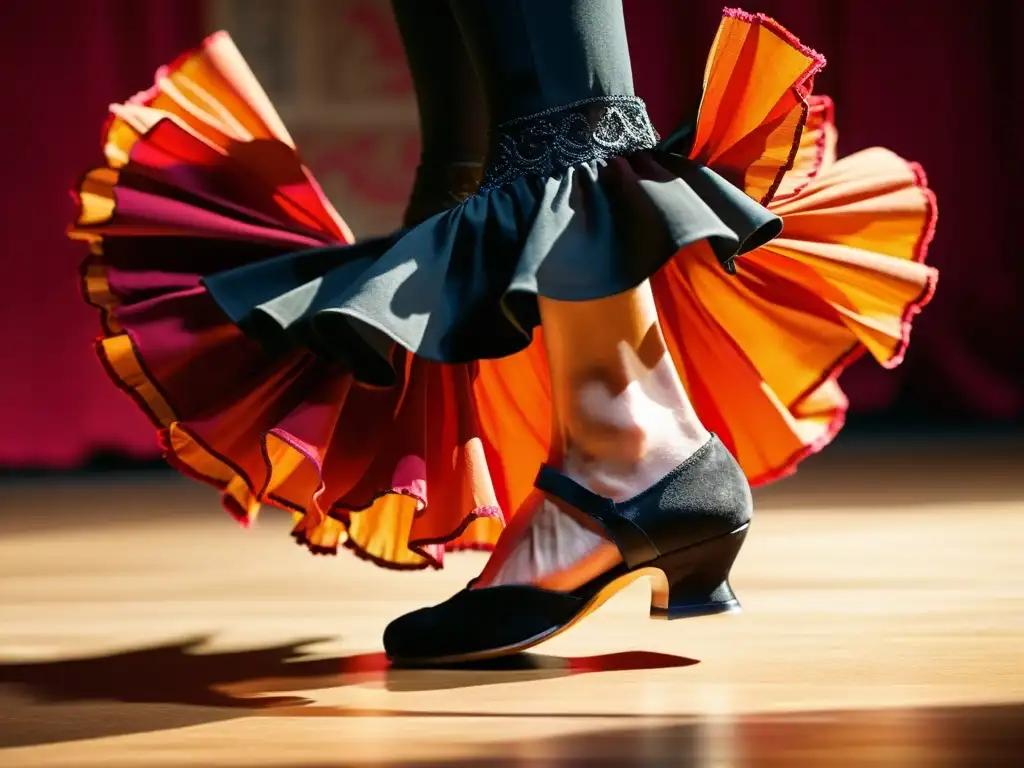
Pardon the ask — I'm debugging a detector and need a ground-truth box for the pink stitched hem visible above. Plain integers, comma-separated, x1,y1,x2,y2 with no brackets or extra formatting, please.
882,161,939,369
722,8,828,74
746,402,848,488
737,145,937,487
721,8,828,206
778,95,835,202
746,156,938,486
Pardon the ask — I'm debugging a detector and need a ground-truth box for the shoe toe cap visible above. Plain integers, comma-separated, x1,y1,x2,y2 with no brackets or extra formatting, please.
383,586,584,664
383,605,443,661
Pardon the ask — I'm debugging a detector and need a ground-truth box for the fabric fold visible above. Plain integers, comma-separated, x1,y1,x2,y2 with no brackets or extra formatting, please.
69,9,937,571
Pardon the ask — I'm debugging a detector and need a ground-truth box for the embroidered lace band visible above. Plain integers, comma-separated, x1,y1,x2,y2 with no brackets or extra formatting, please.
480,96,658,190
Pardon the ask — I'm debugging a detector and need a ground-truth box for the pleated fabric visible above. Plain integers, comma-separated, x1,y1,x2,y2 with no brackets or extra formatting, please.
70,10,936,568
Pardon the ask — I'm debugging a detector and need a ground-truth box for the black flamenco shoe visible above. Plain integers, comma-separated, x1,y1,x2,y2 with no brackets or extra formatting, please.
383,434,752,666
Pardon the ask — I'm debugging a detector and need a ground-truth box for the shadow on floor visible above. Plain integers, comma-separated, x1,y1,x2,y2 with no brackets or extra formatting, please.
0,636,696,748
2,637,1021,764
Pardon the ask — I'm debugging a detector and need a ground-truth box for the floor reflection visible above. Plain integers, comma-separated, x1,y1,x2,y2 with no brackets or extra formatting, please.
0,637,694,747
1,637,1021,763
289,703,1019,767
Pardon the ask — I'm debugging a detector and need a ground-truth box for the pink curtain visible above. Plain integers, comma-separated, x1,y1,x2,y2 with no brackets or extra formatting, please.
0,0,1019,468
0,1,204,465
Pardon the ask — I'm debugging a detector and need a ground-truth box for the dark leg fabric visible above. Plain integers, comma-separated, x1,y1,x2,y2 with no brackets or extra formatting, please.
393,0,488,226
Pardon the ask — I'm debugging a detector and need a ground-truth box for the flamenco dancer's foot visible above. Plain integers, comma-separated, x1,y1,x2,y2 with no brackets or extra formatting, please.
384,284,752,665
476,289,712,592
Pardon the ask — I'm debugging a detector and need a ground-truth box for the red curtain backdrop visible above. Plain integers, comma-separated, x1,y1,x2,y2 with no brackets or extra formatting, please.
0,0,1020,467
0,0,205,465
625,0,1023,421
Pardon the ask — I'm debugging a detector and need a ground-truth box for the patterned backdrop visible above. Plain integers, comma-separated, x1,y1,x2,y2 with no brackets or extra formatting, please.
207,0,419,236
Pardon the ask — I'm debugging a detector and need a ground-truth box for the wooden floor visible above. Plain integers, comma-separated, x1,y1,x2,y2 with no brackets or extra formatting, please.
1,436,1022,766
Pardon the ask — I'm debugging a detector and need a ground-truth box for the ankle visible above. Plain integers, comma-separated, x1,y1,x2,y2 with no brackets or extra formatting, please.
562,376,708,459
562,409,649,464
557,388,709,501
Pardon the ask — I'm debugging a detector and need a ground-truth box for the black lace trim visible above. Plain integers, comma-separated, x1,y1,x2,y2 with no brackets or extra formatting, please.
480,96,658,190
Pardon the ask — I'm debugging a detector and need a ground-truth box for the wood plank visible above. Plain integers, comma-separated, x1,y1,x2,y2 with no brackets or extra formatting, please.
1,443,1021,765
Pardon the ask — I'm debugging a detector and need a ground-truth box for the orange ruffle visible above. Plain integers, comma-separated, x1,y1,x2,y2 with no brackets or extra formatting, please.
71,10,937,570
71,33,505,568
478,11,937,488
666,93,937,483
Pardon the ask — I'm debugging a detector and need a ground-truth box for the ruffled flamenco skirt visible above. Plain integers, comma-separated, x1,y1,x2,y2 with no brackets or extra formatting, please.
70,8,937,570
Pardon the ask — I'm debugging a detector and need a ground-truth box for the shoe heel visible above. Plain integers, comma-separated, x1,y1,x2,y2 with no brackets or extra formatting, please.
648,523,748,620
